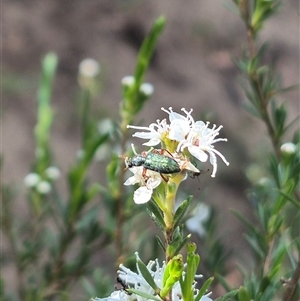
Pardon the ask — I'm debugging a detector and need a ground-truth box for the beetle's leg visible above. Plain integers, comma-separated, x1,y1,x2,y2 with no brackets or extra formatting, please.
159,148,174,158
160,173,169,182
141,151,148,157
142,168,147,178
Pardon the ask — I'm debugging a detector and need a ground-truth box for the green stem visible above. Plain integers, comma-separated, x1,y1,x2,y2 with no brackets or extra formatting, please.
164,181,178,230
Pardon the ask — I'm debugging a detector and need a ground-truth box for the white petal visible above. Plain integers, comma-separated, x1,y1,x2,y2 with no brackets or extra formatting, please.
147,176,162,189
124,176,138,186
143,139,161,146
134,187,153,204
188,145,209,162
169,119,190,141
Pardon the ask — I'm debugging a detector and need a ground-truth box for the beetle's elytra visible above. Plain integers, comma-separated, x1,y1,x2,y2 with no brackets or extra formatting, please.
126,150,181,174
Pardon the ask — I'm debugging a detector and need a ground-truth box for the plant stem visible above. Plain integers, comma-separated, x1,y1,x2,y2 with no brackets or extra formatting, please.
282,259,300,301
241,0,281,158
115,128,128,267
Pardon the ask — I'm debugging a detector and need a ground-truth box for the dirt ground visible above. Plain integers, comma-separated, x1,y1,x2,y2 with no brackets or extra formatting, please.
2,0,299,299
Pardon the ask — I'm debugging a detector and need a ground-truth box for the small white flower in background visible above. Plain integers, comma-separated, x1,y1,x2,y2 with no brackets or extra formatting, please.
139,83,154,96
98,119,115,136
36,181,52,194
45,166,60,180
121,75,135,87
280,142,297,155
257,177,272,188
79,58,100,78
24,173,40,187
124,166,162,204
127,107,229,177
186,203,211,238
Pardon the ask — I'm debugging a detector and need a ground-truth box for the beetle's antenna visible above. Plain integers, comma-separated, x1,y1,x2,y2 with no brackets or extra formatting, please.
131,143,138,155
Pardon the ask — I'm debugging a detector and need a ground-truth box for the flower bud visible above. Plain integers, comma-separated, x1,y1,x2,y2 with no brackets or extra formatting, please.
121,75,135,87
280,142,296,155
36,181,51,194
79,58,100,78
139,83,154,96
24,173,40,187
45,166,60,180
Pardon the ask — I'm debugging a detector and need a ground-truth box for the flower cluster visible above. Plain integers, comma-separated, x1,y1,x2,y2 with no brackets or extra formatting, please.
23,166,60,195
127,107,229,177
92,253,212,301
124,107,229,204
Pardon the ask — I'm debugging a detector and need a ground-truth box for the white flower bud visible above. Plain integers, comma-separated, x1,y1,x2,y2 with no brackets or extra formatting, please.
121,75,135,87
257,177,271,187
79,58,100,78
97,119,114,135
45,166,60,180
139,83,154,96
280,142,296,155
36,181,51,194
24,173,40,187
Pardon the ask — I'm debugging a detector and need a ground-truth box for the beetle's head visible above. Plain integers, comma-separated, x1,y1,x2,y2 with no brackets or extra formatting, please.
126,155,144,168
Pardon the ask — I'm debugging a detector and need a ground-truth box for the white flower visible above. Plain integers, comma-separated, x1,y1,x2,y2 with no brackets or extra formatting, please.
45,166,60,180
98,119,115,136
79,58,100,78
124,166,162,204
139,83,154,96
280,142,297,155
24,173,40,187
121,76,135,87
186,203,211,238
177,120,229,177
36,181,51,194
162,107,194,142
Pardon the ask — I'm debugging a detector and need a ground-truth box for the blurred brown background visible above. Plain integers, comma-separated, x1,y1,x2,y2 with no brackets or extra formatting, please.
2,0,299,298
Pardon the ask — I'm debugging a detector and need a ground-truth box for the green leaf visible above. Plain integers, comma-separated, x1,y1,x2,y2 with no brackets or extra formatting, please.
146,200,166,232
173,196,192,229
277,191,300,209
122,16,166,122
155,235,165,252
37,52,58,106
231,210,259,234
169,234,191,258
214,274,233,292
133,16,166,88
214,289,238,301
238,286,251,301
195,277,214,301
137,259,159,291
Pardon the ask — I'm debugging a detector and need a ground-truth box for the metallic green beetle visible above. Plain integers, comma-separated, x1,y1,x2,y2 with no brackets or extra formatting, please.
126,150,181,174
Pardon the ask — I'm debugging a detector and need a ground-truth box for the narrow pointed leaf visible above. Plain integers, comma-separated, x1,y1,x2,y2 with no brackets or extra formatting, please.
146,200,166,232
173,196,192,229
277,190,300,209
137,259,159,291
214,289,239,301
195,277,214,301
155,235,166,252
